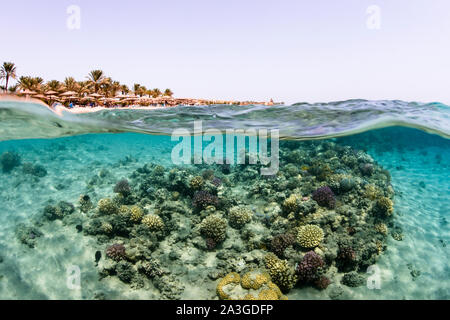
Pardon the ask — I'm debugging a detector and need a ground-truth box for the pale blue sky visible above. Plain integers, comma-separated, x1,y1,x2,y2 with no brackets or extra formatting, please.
1,0,449,104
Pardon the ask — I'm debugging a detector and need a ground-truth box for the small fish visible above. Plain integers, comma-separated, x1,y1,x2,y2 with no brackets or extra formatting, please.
95,251,102,265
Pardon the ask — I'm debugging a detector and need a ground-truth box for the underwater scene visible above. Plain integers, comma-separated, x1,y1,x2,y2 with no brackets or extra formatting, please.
0,99,448,300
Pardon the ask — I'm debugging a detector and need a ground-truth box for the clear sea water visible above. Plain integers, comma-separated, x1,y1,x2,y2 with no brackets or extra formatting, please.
0,99,448,300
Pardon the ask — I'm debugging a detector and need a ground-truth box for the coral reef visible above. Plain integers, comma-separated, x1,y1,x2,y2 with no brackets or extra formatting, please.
27,138,397,300
297,225,324,249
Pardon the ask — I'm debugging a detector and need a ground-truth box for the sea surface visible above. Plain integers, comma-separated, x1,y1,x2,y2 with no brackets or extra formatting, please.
0,99,448,300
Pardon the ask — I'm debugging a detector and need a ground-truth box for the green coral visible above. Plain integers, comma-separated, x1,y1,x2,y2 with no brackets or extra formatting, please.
200,214,227,242
297,224,324,248
264,253,297,292
228,206,253,228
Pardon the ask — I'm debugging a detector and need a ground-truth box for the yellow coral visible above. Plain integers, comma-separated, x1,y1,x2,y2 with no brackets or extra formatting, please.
374,223,388,235
257,289,279,300
264,253,298,292
217,272,240,300
364,184,381,200
142,214,164,231
98,198,118,215
283,194,300,213
297,224,324,248
376,197,394,216
189,176,204,190
217,271,287,300
241,271,270,290
101,222,113,234
119,205,130,215
130,206,144,222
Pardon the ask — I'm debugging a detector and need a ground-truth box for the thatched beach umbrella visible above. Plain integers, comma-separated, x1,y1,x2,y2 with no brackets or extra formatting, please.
18,89,37,96
45,90,59,95
60,91,78,97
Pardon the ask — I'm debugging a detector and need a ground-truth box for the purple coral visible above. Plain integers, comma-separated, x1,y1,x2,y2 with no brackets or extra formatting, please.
312,186,336,209
314,275,331,290
296,251,324,283
270,233,295,257
114,179,131,196
211,177,222,188
205,238,217,250
336,246,358,272
106,243,126,261
192,190,219,209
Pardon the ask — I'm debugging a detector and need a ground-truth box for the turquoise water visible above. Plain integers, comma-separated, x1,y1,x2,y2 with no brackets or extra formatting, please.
0,99,448,300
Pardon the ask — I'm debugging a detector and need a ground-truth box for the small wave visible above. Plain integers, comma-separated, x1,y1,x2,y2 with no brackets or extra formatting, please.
0,97,449,141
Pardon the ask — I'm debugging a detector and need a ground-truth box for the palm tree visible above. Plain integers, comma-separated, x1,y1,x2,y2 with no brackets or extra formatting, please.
46,80,62,92
63,77,79,92
8,84,18,93
151,88,162,98
18,76,42,92
0,62,17,93
164,89,173,97
87,69,106,93
76,81,91,96
120,84,130,95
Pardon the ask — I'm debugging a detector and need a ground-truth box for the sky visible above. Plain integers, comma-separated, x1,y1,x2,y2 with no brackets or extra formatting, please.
1,0,450,104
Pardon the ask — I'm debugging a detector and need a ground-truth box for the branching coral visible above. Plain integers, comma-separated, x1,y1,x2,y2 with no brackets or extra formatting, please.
228,206,252,228
193,191,219,209
296,251,324,284
264,253,298,292
200,214,227,243
129,206,144,223
189,176,204,190
142,214,164,231
270,233,295,258
114,179,131,196
312,186,336,209
106,243,126,261
374,197,394,217
98,198,119,215
297,224,324,249
282,194,301,213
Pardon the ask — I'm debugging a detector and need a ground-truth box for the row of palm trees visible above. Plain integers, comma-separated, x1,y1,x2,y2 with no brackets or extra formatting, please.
0,62,174,98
